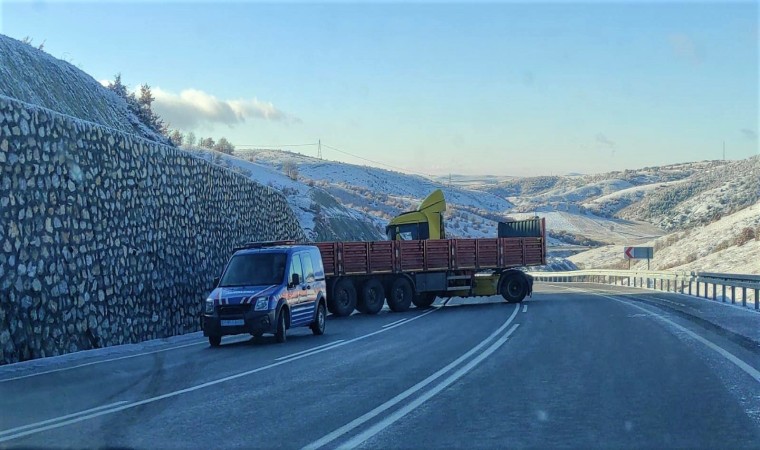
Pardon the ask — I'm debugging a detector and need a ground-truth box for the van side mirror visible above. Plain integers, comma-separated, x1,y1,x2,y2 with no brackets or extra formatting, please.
213,276,220,287
291,273,300,287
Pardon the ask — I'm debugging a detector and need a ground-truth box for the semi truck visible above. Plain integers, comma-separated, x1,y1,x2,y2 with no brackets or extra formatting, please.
315,189,546,316
202,190,546,345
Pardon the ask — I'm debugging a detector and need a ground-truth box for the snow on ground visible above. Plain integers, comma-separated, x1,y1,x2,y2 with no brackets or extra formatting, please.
508,209,662,245
186,149,383,241
568,245,628,270
246,149,513,212
583,179,688,216
534,179,634,203
571,202,760,274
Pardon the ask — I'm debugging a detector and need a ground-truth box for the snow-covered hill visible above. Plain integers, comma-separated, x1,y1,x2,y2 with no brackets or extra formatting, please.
186,149,385,242
570,203,760,274
0,34,167,143
618,156,760,231
246,149,516,239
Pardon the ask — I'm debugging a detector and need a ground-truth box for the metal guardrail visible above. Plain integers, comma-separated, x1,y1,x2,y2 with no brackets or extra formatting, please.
532,269,760,310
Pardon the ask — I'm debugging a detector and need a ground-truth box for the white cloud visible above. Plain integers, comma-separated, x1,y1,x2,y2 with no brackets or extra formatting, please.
150,87,298,129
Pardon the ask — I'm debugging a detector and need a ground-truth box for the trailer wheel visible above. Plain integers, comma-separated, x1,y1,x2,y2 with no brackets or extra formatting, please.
387,277,413,312
329,278,357,317
358,279,385,315
500,272,527,303
412,293,436,308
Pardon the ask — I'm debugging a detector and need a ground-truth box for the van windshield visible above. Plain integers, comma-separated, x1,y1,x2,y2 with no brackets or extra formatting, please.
219,253,287,287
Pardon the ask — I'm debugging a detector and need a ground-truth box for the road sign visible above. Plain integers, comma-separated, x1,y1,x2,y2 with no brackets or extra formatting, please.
624,246,653,259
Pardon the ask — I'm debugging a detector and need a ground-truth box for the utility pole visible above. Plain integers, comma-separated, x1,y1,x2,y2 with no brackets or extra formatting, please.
317,139,322,160
722,141,725,161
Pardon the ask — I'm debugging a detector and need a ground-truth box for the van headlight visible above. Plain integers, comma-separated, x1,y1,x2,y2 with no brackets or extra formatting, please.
254,297,270,311
205,298,215,314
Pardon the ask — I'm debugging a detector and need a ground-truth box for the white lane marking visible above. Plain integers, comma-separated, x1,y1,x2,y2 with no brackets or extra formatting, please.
382,318,408,328
522,304,528,313
339,324,520,449
0,335,252,383
0,401,128,437
275,340,346,361
303,304,520,450
0,341,206,383
558,285,760,384
0,308,438,443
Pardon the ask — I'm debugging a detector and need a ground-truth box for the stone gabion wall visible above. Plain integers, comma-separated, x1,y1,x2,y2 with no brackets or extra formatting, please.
0,96,306,365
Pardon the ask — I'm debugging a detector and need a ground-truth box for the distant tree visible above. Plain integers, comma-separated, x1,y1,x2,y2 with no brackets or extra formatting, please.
282,161,299,180
199,137,216,149
138,84,155,115
107,73,129,99
213,137,235,155
185,132,197,148
136,83,168,136
106,76,168,137
169,130,184,147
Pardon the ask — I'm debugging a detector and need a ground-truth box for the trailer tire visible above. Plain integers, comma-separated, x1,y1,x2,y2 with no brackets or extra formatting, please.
358,279,385,315
412,293,436,309
387,277,413,312
329,278,357,317
500,272,528,303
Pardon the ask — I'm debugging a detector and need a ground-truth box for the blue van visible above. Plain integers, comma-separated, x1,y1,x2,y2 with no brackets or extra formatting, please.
202,242,328,347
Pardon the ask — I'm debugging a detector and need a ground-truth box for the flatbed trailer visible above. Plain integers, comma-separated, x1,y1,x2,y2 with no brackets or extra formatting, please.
314,218,546,316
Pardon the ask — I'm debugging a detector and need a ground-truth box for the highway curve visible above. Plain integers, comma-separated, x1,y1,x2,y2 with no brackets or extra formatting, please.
1,283,759,448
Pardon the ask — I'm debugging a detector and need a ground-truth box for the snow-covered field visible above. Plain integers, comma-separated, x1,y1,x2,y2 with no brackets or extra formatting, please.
583,179,688,216
571,202,760,274
246,150,513,213
187,149,385,241
508,209,662,245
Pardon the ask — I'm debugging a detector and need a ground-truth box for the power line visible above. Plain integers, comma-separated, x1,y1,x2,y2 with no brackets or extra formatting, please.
231,140,436,179
235,143,317,148
321,143,436,178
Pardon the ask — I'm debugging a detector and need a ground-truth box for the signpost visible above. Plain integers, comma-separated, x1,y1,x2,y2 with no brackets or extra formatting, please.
624,246,654,269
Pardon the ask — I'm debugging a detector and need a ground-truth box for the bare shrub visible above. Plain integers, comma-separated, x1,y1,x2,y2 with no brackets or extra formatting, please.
735,227,755,246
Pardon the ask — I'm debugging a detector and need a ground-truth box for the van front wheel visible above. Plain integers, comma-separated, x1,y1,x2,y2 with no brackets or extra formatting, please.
275,310,287,343
311,302,326,336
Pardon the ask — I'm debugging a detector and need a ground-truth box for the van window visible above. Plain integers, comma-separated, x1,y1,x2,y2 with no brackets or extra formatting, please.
289,254,303,283
220,253,287,287
302,253,315,283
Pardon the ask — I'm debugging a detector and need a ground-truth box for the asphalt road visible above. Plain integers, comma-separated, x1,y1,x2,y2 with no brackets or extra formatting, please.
1,283,759,449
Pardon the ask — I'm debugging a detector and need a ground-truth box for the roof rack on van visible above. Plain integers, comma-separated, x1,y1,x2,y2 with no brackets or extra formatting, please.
233,240,297,252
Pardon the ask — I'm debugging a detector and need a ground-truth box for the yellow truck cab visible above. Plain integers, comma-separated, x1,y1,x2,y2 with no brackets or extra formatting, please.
386,189,446,240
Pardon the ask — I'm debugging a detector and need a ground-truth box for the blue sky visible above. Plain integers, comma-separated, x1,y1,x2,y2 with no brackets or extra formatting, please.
2,1,757,176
